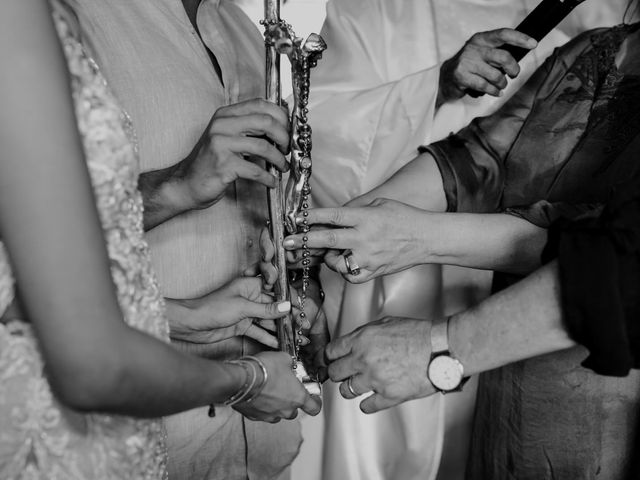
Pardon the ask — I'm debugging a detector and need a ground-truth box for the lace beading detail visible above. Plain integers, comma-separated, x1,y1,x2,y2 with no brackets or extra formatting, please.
0,245,13,318
0,4,169,479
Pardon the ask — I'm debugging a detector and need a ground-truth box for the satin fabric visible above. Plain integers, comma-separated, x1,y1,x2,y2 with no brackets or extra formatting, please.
307,1,628,479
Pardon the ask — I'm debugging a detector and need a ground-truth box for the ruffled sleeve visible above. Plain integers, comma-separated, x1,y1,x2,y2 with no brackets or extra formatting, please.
542,178,640,376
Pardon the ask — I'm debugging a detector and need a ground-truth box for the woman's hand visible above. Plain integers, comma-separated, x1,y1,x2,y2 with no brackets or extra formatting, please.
167,277,291,349
233,351,323,422
283,198,434,283
325,317,436,414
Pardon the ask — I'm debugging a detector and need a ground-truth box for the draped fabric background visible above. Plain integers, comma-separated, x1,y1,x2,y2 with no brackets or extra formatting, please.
236,1,629,479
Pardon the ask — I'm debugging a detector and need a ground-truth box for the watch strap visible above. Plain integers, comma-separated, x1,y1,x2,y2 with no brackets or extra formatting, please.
430,317,450,354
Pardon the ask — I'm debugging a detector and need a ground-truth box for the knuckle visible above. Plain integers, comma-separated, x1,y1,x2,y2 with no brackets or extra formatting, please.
258,113,274,130
330,208,343,225
253,138,270,155
326,231,338,248
495,49,510,64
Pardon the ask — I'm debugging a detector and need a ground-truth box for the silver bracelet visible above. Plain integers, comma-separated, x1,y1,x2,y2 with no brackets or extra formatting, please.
222,360,257,406
242,356,269,403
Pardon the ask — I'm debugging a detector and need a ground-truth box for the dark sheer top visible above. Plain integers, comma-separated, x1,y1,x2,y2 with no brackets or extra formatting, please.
544,174,640,377
420,25,640,479
423,24,640,374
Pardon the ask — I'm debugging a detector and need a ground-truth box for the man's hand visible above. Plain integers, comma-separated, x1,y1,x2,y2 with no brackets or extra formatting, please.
140,99,290,230
175,99,290,209
437,28,537,106
166,277,290,350
247,226,329,379
325,317,436,414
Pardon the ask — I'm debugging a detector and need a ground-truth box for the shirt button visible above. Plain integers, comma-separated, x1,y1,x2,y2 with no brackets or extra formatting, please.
247,239,254,247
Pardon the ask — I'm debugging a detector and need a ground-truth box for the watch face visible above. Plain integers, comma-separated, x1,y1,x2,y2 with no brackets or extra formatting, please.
428,355,464,391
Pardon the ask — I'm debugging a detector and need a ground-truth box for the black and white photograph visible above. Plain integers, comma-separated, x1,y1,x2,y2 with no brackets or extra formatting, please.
0,0,638,479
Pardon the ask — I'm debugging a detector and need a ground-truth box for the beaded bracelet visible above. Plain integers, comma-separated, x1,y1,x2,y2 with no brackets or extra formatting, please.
242,356,269,404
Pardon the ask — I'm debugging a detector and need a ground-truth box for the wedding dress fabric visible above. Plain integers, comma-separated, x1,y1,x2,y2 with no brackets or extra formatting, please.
0,3,169,479
308,1,627,479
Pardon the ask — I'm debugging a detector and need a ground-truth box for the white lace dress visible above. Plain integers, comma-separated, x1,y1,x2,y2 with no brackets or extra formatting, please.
0,4,169,479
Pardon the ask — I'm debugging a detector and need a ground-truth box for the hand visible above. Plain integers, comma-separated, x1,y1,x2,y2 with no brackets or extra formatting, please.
437,28,537,105
243,227,279,292
167,277,290,349
325,317,436,414
246,226,326,344
302,307,330,383
172,99,290,211
244,227,325,290
234,351,323,422
283,198,432,283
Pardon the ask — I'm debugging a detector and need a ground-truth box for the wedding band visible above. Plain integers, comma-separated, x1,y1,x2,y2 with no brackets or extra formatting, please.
347,377,358,397
344,253,361,276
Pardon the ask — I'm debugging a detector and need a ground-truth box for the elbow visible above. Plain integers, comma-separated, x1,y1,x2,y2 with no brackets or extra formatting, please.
49,355,130,413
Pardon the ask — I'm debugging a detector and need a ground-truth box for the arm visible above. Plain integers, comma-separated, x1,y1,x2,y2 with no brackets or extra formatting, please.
449,260,574,377
139,99,291,231
324,261,575,413
284,199,547,282
0,0,319,420
284,45,571,279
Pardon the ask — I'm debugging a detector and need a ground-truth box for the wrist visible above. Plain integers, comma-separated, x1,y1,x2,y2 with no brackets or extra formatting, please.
166,298,192,340
437,59,457,108
139,164,194,229
163,160,201,213
416,212,449,265
447,311,479,377
427,316,469,393
218,356,268,407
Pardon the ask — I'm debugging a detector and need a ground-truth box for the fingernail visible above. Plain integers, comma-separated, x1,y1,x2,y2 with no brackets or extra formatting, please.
295,216,304,225
277,301,291,313
528,39,538,48
499,91,504,97
283,238,295,249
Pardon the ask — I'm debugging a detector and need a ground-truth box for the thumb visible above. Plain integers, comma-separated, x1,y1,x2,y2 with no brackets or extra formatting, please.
302,393,322,416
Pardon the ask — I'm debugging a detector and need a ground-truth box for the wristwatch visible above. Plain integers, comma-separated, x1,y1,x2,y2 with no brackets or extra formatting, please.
427,317,468,394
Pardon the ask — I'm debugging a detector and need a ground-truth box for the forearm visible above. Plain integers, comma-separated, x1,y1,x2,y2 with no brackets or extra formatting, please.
138,165,192,231
77,325,244,417
424,212,547,274
351,152,447,211
449,261,576,377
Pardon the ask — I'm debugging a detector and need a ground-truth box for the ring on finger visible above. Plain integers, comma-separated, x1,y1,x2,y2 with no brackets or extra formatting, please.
347,377,359,397
343,252,361,276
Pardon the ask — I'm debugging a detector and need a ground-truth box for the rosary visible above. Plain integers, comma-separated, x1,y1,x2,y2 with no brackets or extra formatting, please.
262,1,325,393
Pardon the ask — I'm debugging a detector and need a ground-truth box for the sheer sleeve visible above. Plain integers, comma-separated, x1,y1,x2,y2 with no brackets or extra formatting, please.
419,49,561,213
542,178,640,376
419,32,597,213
